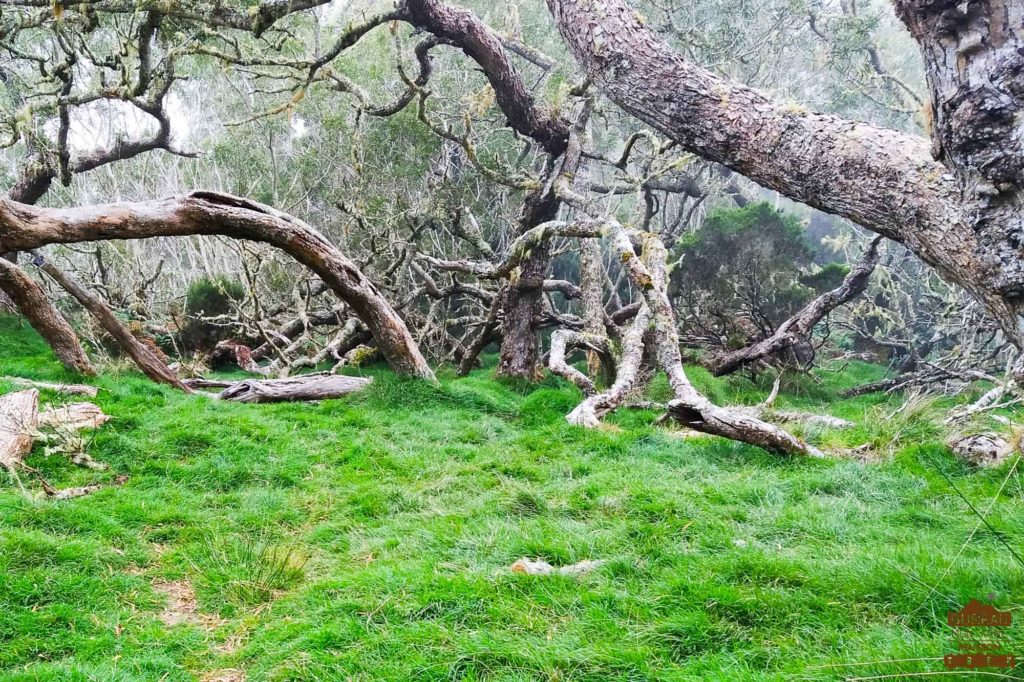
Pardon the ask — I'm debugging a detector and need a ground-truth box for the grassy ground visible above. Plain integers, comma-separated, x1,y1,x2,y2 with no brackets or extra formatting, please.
0,315,1021,681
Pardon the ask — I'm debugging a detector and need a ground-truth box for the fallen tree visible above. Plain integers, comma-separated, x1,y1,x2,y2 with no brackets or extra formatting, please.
708,237,882,376
0,191,434,381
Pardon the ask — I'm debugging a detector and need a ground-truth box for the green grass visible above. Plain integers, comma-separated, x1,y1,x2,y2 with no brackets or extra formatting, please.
0,315,1021,680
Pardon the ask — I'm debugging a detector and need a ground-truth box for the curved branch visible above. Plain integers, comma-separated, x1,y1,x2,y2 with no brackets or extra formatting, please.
709,237,882,376
0,192,434,380
404,0,569,155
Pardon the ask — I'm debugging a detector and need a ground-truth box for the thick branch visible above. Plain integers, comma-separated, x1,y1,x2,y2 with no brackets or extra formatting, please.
34,254,190,391
0,259,95,376
404,0,569,155
0,192,434,380
709,237,882,376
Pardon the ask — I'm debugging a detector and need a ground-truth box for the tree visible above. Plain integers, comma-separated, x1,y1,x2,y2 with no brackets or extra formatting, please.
547,0,1024,351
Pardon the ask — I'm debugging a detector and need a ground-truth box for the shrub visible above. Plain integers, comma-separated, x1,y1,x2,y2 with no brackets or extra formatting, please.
672,202,831,347
181,276,245,352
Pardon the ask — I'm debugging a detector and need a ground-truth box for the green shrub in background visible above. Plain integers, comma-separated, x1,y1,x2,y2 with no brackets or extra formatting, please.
672,202,845,348
181,275,246,352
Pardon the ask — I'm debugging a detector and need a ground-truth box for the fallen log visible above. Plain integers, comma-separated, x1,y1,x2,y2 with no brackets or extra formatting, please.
0,389,38,472
4,378,98,397
183,378,235,390
217,374,373,403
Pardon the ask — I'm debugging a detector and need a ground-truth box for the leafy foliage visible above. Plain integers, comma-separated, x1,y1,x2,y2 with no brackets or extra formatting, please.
181,276,246,353
672,202,818,346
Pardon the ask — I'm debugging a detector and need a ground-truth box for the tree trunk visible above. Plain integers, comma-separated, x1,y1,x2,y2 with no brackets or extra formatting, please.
546,0,1023,343
0,191,434,380
0,259,95,376
709,237,881,376
216,374,372,403
893,0,1024,307
34,255,191,391
496,181,560,380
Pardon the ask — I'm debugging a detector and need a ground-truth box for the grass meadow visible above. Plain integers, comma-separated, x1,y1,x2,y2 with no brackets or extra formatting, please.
0,315,1021,680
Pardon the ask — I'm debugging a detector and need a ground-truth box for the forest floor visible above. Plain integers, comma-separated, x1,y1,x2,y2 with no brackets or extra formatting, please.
0,315,1021,681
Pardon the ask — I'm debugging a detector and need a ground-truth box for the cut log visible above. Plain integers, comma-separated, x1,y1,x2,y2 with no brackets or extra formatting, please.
217,374,373,403
4,378,97,397
0,389,39,471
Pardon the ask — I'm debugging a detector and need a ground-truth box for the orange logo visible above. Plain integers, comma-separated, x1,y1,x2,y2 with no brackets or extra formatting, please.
945,598,1017,670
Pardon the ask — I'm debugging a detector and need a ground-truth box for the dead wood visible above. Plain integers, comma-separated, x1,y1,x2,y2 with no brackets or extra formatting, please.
4,378,97,397
510,558,606,576
0,389,38,472
39,402,110,431
217,374,373,403
946,433,1018,468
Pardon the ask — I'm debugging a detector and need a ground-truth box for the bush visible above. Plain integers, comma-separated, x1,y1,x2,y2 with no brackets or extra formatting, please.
181,276,245,352
672,202,826,347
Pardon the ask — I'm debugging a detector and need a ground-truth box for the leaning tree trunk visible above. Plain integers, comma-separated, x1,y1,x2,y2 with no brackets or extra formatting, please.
0,191,435,381
0,174,97,367
546,0,1024,345
709,237,882,376
34,254,191,391
0,258,95,376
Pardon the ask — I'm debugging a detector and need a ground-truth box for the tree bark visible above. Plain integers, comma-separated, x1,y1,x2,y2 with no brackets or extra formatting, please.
546,0,1023,343
709,237,881,376
34,255,191,391
496,178,561,379
0,259,96,376
0,191,435,380
0,389,38,473
404,0,569,155
549,330,612,396
893,0,1024,305
217,374,372,403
